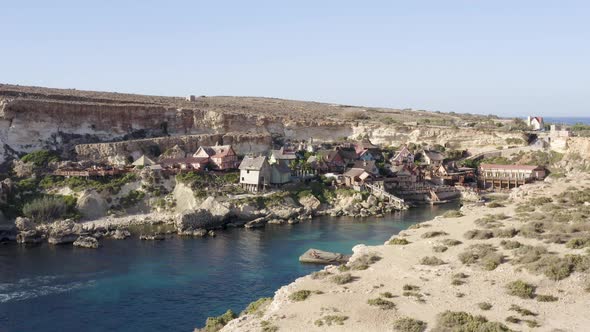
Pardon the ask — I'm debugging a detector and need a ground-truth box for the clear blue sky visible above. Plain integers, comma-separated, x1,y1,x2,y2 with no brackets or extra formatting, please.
2,1,589,117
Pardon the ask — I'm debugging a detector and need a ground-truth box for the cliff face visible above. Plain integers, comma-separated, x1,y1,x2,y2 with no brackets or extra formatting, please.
0,84,525,163
560,137,590,171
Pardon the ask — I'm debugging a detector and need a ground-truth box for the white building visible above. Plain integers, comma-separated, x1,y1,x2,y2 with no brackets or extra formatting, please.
527,116,544,131
239,156,271,192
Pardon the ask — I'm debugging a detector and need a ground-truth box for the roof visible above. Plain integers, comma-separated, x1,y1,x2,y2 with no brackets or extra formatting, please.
343,168,368,178
270,147,297,160
239,156,268,170
423,150,444,161
337,148,357,161
352,160,377,174
196,145,234,158
132,155,155,166
479,164,543,171
316,149,341,162
160,157,208,166
272,163,291,174
355,138,378,150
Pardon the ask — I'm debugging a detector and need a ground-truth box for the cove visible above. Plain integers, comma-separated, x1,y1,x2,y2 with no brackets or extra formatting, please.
0,204,457,332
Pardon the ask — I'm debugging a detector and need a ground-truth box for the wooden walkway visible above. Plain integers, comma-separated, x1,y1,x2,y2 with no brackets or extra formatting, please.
364,183,407,208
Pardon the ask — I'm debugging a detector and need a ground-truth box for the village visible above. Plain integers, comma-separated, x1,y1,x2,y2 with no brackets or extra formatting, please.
48,115,561,207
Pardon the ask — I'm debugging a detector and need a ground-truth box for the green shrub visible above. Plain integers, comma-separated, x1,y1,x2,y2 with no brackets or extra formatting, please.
388,237,410,245
536,294,558,302
20,150,59,168
203,309,237,332
331,273,354,285
241,297,272,316
458,244,503,270
349,252,381,270
451,279,465,286
464,229,494,240
380,292,395,298
487,202,504,208
420,256,445,266
118,190,145,209
260,320,279,332
443,210,463,218
500,240,522,250
402,284,420,291
441,239,462,246
493,228,518,238
478,302,492,310
505,316,521,324
566,237,590,249
421,231,449,238
509,304,537,316
506,280,536,299
433,245,448,253
367,297,396,310
310,271,332,280
314,315,348,327
22,196,68,223
435,311,512,331
288,290,312,301
393,317,427,332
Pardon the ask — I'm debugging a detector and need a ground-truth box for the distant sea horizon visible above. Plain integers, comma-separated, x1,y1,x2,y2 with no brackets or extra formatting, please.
536,117,590,125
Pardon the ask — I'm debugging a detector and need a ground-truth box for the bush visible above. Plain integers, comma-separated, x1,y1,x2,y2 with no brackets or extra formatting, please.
314,315,348,327
493,228,518,238
349,252,381,270
509,304,537,316
310,271,332,280
435,311,512,331
241,297,272,316
118,190,145,209
420,256,445,266
289,290,312,301
367,297,396,310
478,302,492,310
20,150,59,168
388,237,410,245
421,231,449,238
433,245,448,253
566,237,590,249
22,196,67,223
393,317,427,332
536,294,558,302
464,229,494,240
506,280,536,299
203,309,236,332
487,202,504,208
403,284,420,291
331,273,354,285
500,240,522,250
458,244,503,270
380,292,394,298
443,210,463,218
441,239,462,246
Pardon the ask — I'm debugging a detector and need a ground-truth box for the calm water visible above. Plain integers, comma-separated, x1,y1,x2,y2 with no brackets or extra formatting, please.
0,204,457,332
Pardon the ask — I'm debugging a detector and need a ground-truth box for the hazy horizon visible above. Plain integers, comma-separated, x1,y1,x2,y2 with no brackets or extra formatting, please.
2,1,589,117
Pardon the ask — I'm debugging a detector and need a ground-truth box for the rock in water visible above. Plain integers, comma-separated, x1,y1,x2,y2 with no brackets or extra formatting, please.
245,217,267,229
73,236,99,249
48,219,82,244
16,230,42,244
15,217,35,231
112,229,131,240
139,233,165,241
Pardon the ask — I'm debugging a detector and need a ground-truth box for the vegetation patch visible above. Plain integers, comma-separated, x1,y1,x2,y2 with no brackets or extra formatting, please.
421,231,449,238
349,252,381,270
288,290,312,302
380,292,395,298
22,195,79,223
464,229,494,240
500,240,522,250
330,273,354,285
310,270,332,280
393,317,427,332
260,320,279,332
241,297,272,316
566,237,590,249
442,210,463,218
420,256,445,266
202,309,237,332
441,239,462,246
536,294,558,302
509,304,537,316
474,213,509,229
506,280,536,299
493,227,518,238
367,297,396,310
314,315,348,327
458,244,503,270
388,237,410,245
478,302,492,310
433,245,448,253
435,311,513,332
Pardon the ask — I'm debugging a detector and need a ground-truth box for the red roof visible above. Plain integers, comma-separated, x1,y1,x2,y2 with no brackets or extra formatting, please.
479,164,543,171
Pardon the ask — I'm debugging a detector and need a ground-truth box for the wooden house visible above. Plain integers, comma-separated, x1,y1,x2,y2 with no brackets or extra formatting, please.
390,146,414,165
271,163,292,185
422,150,444,167
193,145,239,170
239,156,271,192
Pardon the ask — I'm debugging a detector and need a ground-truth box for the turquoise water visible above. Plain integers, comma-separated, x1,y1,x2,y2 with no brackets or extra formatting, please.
0,204,457,332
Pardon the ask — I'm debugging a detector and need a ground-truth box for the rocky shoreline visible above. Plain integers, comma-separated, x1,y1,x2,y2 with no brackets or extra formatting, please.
0,190,414,248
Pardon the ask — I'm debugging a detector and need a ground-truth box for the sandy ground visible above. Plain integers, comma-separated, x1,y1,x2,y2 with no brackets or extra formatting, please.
221,175,590,332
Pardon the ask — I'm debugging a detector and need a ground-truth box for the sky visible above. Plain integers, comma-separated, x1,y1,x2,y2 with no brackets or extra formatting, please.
1,0,590,117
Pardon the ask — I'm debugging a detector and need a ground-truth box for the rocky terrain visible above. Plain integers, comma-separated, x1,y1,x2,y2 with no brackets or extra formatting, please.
0,84,520,164
217,175,590,332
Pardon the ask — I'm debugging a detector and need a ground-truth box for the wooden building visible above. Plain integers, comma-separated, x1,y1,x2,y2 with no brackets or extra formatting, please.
478,164,546,189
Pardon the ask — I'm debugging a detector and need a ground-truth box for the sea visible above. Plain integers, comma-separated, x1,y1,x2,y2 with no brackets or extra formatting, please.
542,117,590,125
0,204,458,332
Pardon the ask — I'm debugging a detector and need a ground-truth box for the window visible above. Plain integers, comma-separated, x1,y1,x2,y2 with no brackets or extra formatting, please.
241,177,244,181
247,170,250,174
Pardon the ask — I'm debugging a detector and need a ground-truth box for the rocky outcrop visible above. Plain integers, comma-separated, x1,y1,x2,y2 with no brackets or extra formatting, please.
298,195,321,212
77,190,108,220
112,229,131,240
176,209,222,233
559,137,590,171
14,216,40,243
47,219,82,244
73,236,99,249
